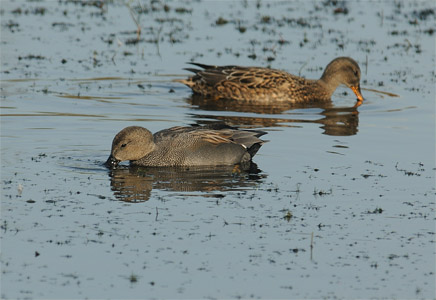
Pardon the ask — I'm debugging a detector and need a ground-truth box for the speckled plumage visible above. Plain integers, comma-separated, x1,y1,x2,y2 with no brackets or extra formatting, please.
105,124,267,168
175,57,364,105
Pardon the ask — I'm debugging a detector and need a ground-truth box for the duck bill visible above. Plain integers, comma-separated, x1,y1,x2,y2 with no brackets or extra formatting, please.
351,85,364,107
105,155,120,169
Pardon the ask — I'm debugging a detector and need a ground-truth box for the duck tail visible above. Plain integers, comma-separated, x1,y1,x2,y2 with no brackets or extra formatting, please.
187,62,216,69
246,143,260,158
173,65,206,87
234,129,268,158
183,67,202,74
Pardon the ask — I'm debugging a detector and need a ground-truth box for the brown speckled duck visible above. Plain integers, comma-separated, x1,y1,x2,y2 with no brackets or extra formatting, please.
174,57,364,106
105,124,267,168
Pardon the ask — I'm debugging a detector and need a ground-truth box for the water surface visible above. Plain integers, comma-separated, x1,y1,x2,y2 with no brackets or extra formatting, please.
1,0,435,299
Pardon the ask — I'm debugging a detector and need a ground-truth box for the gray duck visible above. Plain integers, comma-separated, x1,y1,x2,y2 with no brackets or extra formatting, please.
105,124,267,168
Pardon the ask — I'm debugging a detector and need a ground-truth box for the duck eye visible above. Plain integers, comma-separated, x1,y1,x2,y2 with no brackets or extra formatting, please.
121,143,127,148
353,69,359,76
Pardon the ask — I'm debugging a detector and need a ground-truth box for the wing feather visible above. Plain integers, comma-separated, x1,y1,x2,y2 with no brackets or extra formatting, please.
186,63,292,89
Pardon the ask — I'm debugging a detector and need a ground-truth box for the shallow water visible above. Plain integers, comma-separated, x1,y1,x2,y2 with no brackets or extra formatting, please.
1,0,435,299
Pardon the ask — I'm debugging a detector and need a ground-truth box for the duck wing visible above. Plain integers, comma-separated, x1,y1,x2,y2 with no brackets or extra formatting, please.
154,125,267,157
185,63,292,89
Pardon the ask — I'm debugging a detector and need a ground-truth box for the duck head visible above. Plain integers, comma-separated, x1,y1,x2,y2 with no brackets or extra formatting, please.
320,57,364,106
105,126,155,168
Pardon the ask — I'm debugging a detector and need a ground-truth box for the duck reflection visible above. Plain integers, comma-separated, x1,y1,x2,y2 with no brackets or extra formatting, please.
187,94,359,136
107,163,265,203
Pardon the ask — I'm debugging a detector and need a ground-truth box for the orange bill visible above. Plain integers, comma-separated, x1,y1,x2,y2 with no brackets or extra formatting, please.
351,85,364,107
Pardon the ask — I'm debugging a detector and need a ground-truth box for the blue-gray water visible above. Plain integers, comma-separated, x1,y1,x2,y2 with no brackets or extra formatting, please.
1,0,435,298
